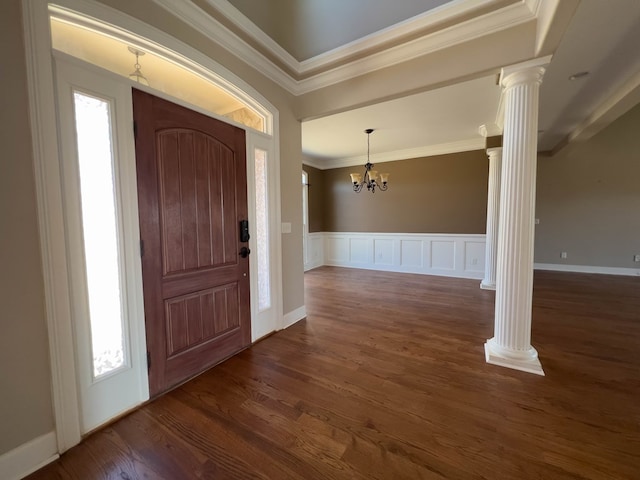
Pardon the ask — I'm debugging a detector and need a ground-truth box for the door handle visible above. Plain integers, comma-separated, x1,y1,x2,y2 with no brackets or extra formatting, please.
239,246,251,258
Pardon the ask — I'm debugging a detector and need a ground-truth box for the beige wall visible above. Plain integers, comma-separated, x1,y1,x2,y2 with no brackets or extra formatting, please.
535,103,640,268
317,150,489,233
302,163,325,233
0,0,55,455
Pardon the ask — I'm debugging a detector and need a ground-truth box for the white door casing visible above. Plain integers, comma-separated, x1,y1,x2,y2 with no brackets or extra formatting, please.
302,171,310,270
248,133,284,341
55,58,149,433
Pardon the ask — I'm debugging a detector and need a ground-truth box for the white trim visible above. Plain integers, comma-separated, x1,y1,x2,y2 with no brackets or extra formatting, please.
49,0,275,135
54,58,150,432
247,131,285,341
297,2,536,94
496,55,553,130
484,342,545,376
478,123,502,138
202,0,300,72
151,0,298,94
307,138,485,170
298,0,515,72
480,280,496,290
308,232,486,279
22,0,82,452
500,55,553,84
283,306,307,329
151,0,539,95
0,431,58,480
534,263,640,277
302,157,326,170
304,232,325,271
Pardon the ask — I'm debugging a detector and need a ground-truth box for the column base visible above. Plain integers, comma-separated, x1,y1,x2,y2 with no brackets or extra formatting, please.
484,338,544,376
480,280,496,290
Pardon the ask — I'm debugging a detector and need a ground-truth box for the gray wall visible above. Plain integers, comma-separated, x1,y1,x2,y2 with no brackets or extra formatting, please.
0,0,55,455
535,103,640,268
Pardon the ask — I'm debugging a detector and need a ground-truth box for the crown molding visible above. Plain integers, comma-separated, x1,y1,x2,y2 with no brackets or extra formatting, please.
152,0,539,96
310,138,485,170
296,1,537,94
202,0,300,71
298,0,519,73
151,0,300,94
302,156,327,171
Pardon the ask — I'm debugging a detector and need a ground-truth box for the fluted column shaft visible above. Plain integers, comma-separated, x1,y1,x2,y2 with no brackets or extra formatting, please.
481,147,502,290
484,57,550,376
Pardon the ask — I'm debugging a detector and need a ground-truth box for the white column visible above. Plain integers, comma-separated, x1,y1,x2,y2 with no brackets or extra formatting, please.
484,56,551,376
480,147,502,290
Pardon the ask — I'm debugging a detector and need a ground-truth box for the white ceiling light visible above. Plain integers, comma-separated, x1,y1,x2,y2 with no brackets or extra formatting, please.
128,46,149,86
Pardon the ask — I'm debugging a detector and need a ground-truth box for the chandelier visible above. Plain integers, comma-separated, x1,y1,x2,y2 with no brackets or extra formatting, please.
350,129,389,193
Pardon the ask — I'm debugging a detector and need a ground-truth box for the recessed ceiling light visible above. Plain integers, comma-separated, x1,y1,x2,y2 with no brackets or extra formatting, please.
569,71,590,81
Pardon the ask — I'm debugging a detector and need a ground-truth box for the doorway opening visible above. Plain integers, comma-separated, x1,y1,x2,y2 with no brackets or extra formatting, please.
302,170,310,270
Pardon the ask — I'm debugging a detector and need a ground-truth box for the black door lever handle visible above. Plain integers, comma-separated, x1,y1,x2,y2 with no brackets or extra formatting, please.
239,246,251,258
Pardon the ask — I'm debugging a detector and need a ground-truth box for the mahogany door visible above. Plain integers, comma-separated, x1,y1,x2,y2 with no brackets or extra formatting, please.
133,89,251,396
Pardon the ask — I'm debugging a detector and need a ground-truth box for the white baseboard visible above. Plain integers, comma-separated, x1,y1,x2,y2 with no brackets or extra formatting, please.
303,259,323,272
283,305,307,328
534,263,640,277
0,431,58,480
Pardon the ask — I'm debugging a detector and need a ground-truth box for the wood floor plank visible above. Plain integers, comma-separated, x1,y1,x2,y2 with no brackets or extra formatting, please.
27,267,640,479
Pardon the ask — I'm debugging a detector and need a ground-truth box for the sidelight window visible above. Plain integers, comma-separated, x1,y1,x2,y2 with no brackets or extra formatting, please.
73,91,127,378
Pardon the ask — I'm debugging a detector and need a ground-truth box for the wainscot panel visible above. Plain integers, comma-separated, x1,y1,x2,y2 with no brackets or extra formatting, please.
305,232,485,279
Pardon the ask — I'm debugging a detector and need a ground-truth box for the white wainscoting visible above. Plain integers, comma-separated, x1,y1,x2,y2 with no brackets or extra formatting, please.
304,232,325,271
305,232,486,279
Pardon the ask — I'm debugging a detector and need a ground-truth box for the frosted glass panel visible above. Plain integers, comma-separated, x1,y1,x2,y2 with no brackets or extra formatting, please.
73,92,126,378
255,148,271,311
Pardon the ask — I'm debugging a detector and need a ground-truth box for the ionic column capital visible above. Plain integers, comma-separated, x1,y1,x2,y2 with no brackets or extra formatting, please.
486,147,503,159
500,55,552,89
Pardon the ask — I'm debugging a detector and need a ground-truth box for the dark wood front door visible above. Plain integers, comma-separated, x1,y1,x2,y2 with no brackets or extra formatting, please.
133,89,251,397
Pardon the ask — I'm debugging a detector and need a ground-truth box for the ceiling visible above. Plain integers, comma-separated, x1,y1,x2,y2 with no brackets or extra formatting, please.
154,0,640,167
225,0,453,61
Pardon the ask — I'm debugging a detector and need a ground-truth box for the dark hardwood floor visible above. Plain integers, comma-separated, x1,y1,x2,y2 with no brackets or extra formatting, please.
28,267,640,479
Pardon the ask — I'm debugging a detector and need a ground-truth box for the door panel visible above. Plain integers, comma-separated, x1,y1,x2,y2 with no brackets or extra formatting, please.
133,89,251,397
55,59,148,433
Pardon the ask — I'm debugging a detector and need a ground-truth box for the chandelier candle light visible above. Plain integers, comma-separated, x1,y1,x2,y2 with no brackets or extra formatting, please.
350,129,389,193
